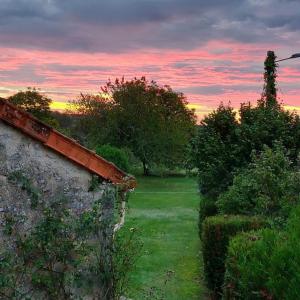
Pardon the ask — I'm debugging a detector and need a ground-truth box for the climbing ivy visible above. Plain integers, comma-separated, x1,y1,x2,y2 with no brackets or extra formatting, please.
1,172,141,299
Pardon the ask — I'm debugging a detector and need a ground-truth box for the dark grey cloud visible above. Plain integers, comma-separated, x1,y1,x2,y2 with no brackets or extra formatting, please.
46,64,111,73
1,64,44,83
0,0,300,52
181,83,259,95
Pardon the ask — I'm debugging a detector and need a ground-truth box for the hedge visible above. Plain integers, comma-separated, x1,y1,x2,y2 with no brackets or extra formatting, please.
198,196,218,238
223,206,300,300
201,215,266,298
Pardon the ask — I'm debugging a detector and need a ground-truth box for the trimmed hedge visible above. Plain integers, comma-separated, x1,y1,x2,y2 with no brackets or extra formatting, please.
223,206,300,300
202,215,266,298
198,196,218,238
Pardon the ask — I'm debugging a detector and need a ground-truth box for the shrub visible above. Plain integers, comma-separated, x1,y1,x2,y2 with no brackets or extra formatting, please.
113,227,143,297
198,196,218,238
217,145,300,225
96,144,130,172
202,215,266,298
224,206,300,299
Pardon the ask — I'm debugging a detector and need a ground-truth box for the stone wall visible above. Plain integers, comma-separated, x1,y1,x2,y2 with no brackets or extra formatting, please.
0,120,116,299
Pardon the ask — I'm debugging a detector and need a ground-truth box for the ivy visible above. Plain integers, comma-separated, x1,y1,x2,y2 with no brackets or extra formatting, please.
0,189,140,299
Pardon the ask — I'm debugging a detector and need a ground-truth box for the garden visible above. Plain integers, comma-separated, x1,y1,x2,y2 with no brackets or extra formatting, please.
1,51,300,299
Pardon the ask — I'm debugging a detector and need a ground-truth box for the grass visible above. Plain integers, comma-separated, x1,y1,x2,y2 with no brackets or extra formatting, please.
123,175,206,299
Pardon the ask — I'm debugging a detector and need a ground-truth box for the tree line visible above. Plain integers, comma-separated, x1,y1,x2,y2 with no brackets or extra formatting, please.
6,78,197,175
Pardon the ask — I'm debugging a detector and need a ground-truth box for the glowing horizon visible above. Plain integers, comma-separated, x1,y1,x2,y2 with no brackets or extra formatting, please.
49,100,300,122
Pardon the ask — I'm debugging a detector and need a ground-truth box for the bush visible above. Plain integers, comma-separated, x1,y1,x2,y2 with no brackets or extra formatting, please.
224,206,300,299
96,144,130,172
202,215,266,298
217,145,300,225
198,196,217,238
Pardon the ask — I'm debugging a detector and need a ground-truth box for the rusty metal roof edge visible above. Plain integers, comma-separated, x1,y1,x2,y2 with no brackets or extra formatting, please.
0,98,136,190
49,126,136,182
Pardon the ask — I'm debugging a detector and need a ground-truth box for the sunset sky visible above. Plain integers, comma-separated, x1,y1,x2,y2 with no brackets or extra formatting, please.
1,0,300,119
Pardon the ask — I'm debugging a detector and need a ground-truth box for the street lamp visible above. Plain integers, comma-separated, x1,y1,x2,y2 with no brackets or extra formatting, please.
263,50,300,104
275,53,300,63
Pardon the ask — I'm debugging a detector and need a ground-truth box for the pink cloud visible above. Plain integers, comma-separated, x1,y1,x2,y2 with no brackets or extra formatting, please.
0,39,299,120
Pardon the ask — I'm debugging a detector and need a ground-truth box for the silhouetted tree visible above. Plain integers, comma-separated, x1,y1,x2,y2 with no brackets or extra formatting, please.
8,88,58,127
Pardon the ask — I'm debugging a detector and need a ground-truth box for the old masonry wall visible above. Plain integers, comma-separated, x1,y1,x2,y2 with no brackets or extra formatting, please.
0,120,116,299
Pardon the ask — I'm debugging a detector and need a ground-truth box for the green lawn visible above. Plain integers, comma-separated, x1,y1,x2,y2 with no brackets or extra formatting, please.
123,176,206,299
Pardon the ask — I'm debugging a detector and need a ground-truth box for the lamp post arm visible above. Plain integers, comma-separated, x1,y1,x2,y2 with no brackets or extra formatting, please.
275,57,294,62
275,53,300,63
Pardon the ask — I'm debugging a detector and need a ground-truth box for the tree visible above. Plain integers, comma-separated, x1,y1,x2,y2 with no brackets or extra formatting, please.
73,77,196,175
190,51,300,199
239,100,300,164
69,93,113,147
8,87,58,127
239,51,300,164
104,77,196,175
189,104,240,198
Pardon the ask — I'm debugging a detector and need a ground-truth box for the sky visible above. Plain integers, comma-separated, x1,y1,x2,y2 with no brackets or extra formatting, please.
1,0,300,119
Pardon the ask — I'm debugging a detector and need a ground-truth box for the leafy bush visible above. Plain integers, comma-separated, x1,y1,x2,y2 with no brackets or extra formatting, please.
217,145,300,225
113,227,143,297
96,144,130,172
224,205,300,299
202,215,266,298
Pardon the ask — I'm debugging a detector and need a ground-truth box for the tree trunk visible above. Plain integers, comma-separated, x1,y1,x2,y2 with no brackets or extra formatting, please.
142,160,150,176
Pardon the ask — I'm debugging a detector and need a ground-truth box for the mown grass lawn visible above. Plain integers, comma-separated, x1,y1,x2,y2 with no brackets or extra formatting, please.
123,176,206,299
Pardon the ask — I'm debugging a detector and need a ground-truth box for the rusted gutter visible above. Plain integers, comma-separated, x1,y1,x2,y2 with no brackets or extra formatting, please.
0,98,136,191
